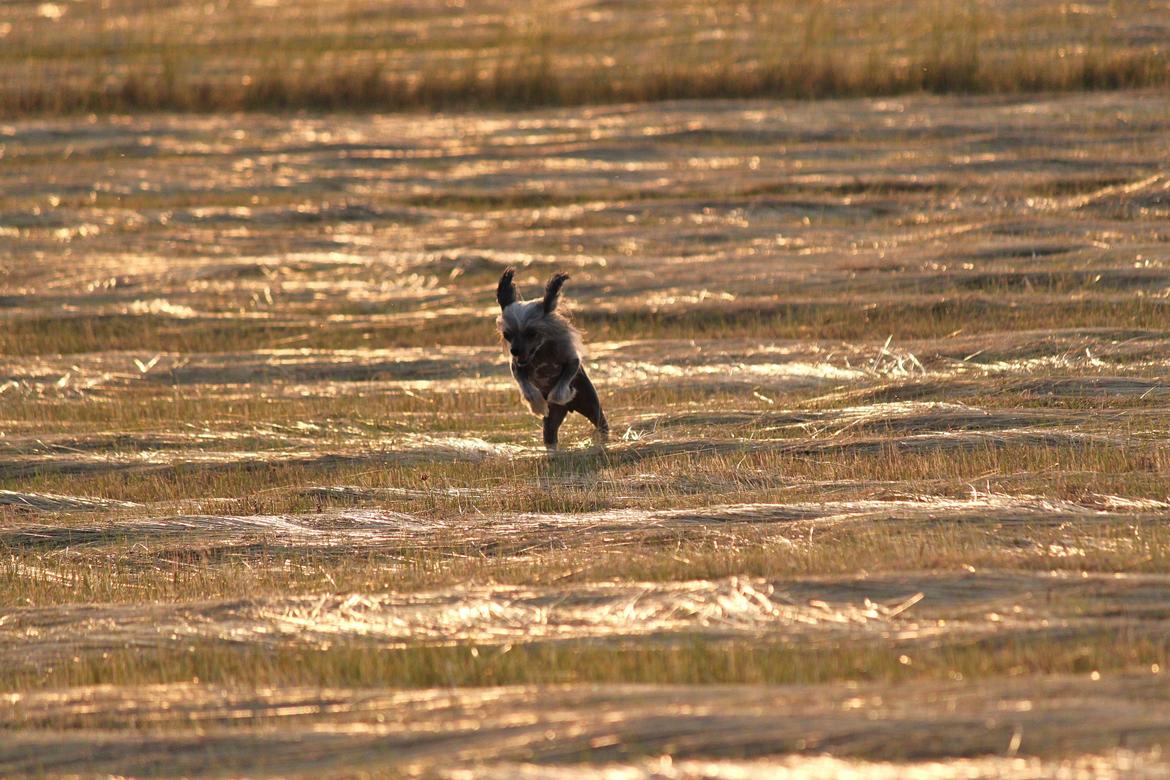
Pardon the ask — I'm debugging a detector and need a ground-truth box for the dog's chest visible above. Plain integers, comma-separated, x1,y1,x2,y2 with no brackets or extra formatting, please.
527,343,565,395
529,358,562,395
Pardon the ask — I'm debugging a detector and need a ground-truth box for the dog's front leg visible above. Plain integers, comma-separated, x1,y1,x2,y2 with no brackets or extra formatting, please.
512,361,548,417
547,357,580,406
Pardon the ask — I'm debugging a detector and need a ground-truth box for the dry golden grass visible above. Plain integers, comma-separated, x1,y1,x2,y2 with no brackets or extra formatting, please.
2,89,1170,774
2,0,1169,115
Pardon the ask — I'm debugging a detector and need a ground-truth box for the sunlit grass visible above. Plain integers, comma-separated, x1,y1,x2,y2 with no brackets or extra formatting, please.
2,423,1166,504
3,0,1169,115
8,632,1168,693
2,76,1170,773
6,515,1170,610
2,297,1166,355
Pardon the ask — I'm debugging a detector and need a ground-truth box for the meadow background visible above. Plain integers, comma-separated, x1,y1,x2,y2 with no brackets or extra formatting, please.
4,0,1170,114
2,1,1170,776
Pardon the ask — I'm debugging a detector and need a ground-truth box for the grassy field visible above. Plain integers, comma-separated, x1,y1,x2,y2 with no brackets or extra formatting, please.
3,4,1170,774
3,0,1170,114
3,91,1170,776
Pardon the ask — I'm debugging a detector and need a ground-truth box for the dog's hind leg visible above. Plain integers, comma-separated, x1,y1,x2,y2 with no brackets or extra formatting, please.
543,404,569,450
568,368,608,442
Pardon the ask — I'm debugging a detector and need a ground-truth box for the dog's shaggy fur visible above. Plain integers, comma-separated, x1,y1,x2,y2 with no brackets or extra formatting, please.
496,268,607,449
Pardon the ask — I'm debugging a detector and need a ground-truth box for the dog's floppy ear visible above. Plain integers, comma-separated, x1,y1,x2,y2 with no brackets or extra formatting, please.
496,267,517,310
542,272,569,314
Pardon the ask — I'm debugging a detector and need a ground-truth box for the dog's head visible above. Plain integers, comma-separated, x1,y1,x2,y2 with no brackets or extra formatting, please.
496,267,569,367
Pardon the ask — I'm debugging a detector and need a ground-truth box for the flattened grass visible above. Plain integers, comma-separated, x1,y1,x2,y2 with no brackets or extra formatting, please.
2,431,1167,506
2,296,1166,355
6,515,1170,611
2,91,1170,771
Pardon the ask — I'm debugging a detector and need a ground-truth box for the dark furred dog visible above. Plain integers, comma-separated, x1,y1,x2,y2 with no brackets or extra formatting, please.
496,267,608,449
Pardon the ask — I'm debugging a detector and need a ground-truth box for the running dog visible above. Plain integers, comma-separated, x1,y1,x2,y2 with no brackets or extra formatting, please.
495,267,608,449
